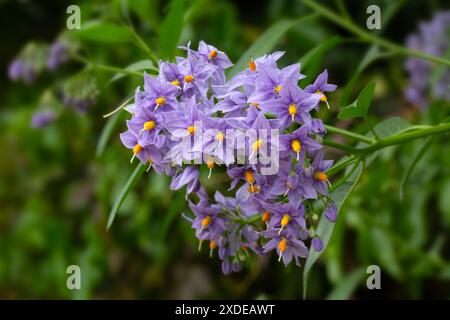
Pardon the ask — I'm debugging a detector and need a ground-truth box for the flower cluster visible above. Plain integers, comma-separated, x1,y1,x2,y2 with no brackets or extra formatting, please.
8,38,96,127
120,41,337,274
404,11,450,108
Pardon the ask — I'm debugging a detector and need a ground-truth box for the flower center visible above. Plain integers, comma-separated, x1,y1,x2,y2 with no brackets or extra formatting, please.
288,103,297,115
133,144,143,154
262,211,270,222
314,171,328,181
209,240,217,249
184,75,194,83
207,159,215,169
251,102,260,109
281,214,291,227
155,96,166,105
171,79,180,86
209,50,217,59
187,126,196,135
274,85,282,94
247,185,260,193
244,170,255,184
278,238,287,252
248,59,256,72
201,216,212,228
252,138,263,151
291,139,301,153
143,120,156,131
216,131,224,142
316,90,327,101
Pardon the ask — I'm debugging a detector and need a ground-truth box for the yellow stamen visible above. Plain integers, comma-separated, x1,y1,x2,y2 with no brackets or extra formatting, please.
281,214,291,227
187,126,196,135
314,171,328,181
216,131,224,142
201,216,212,228
274,85,282,94
146,158,153,172
244,170,255,184
278,238,287,262
171,79,180,86
247,185,260,193
288,103,297,122
209,240,217,257
130,144,143,163
249,59,256,72
143,120,156,131
209,50,217,59
155,96,166,106
316,90,327,101
184,75,194,83
262,211,270,223
291,139,301,160
251,102,260,109
133,144,143,154
278,238,287,252
252,138,263,151
206,158,215,179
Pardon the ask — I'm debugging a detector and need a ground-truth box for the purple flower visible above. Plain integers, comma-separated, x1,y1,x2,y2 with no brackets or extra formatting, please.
308,151,333,195
260,81,321,129
31,111,55,128
170,166,201,195
304,70,337,109
324,204,337,222
262,230,308,266
8,58,36,84
266,203,307,237
189,199,225,240
142,73,179,112
311,237,324,252
47,42,69,70
280,125,322,161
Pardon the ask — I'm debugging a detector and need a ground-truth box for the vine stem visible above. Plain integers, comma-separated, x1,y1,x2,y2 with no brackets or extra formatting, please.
72,54,144,77
324,122,450,156
301,0,450,67
325,125,373,144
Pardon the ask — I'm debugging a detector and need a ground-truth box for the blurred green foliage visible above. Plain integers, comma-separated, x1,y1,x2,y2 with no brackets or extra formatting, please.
0,0,449,299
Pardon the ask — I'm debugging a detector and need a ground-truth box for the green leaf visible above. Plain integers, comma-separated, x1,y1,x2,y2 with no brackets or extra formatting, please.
109,60,156,83
399,136,436,200
159,0,185,58
339,46,382,106
326,267,366,300
96,112,121,158
229,15,316,77
300,35,342,78
74,21,132,43
338,82,376,120
303,161,364,299
107,162,146,229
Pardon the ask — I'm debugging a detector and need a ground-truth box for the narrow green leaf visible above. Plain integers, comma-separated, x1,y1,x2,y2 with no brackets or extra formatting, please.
400,136,436,200
74,21,132,43
303,161,364,299
300,35,342,78
339,46,382,106
107,162,146,229
229,15,316,77
159,0,185,58
96,112,122,158
338,82,376,120
109,60,156,83
326,267,366,300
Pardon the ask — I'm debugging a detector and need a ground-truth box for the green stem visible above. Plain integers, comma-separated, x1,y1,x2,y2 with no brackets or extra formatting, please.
329,160,359,192
73,55,144,77
322,139,362,155
359,122,450,155
326,156,356,177
126,26,159,65
364,117,380,140
301,0,450,67
325,124,373,144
